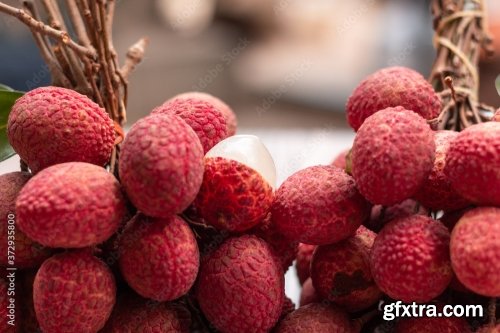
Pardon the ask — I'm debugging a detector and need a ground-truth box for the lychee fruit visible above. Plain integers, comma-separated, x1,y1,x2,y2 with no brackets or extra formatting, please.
311,226,382,312
34,250,116,333
346,66,441,131
365,199,428,232
152,92,236,153
370,215,453,302
279,297,296,321
296,243,316,285
331,148,350,171
7,86,115,173
0,279,17,333
16,162,126,248
299,278,321,307
20,270,39,333
0,172,52,268
395,316,471,333
450,207,500,297
352,107,435,205
119,113,204,217
274,303,352,333
477,324,500,333
119,214,199,301
193,135,275,232
272,165,371,245
444,122,500,206
196,235,284,333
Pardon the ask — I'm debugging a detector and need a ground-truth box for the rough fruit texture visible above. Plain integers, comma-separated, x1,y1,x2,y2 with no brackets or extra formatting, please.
346,66,441,131
7,86,115,173
450,207,500,297
370,215,453,302
16,162,125,248
352,107,435,205
119,214,199,301
311,226,381,312
272,165,371,245
196,235,284,333
0,172,51,268
296,243,316,285
194,157,273,232
274,303,352,333
366,199,428,232
414,130,470,211
477,324,500,333
34,251,116,333
444,122,500,206
395,316,471,333
279,297,296,321
119,114,204,218
299,278,320,307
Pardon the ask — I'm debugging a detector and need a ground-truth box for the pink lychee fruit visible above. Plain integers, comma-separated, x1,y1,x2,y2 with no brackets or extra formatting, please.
119,114,204,218
352,107,435,205
119,214,199,301
296,243,316,285
272,165,371,245
16,162,126,248
299,278,321,307
193,135,275,232
444,122,500,206
0,279,17,333
274,303,353,333
311,226,382,312
152,92,236,153
196,235,284,333
7,86,115,173
395,316,471,333
370,215,453,302
365,199,428,232
34,250,116,333
346,66,441,131
331,148,350,171
477,324,500,333
0,172,52,268
450,207,500,297
279,297,296,321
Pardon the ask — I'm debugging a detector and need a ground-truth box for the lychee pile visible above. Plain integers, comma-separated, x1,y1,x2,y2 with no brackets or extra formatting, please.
2,64,499,333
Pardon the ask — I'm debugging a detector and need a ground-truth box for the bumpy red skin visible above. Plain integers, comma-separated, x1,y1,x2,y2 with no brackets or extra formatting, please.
279,297,296,321
414,131,470,211
444,122,500,206
7,86,115,173
450,207,500,297
311,226,381,312
299,278,321,307
194,157,273,232
346,66,441,131
0,279,17,333
370,215,453,302
352,107,435,205
274,303,352,333
477,324,500,333
365,199,428,232
395,316,471,333
272,165,371,245
296,243,316,285
119,114,204,217
34,251,116,333
0,172,51,268
119,214,199,301
196,235,284,333
16,162,125,248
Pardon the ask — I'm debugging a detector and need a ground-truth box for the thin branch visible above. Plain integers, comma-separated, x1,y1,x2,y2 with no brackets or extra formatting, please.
120,37,149,79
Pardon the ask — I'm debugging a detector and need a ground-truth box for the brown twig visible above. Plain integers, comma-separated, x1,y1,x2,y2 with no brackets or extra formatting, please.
121,37,149,79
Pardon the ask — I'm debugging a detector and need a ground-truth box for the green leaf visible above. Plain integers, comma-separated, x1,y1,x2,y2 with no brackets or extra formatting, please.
496,75,500,96
0,89,24,162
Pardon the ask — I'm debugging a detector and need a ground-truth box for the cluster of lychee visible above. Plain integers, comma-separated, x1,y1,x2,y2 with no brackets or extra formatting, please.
1,65,499,333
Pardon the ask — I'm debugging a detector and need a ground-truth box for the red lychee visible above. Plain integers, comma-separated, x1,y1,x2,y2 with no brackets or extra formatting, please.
7,86,115,173
296,243,316,285
444,122,500,206
34,250,116,333
196,235,284,333
20,270,39,333
279,297,296,321
119,114,204,218
346,66,441,131
299,278,321,307
370,215,453,302
365,199,428,232
331,148,350,171
450,207,500,297
352,107,435,205
477,324,500,333
272,165,371,245
119,214,199,301
395,316,471,333
16,162,126,248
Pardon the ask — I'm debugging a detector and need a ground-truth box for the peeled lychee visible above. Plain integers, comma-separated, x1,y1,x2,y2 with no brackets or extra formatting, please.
119,114,204,217
34,250,116,333
444,122,500,206
299,278,321,307
365,199,428,232
17,162,126,248
352,107,435,205
296,243,316,284
274,303,352,333
395,316,471,333
7,86,115,173
119,214,199,301
194,135,275,232
450,207,500,297
370,215,453,302
346,66,441,131
272,165,371,245
153,92,236,153
311,226,382,312
196,235,284,333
